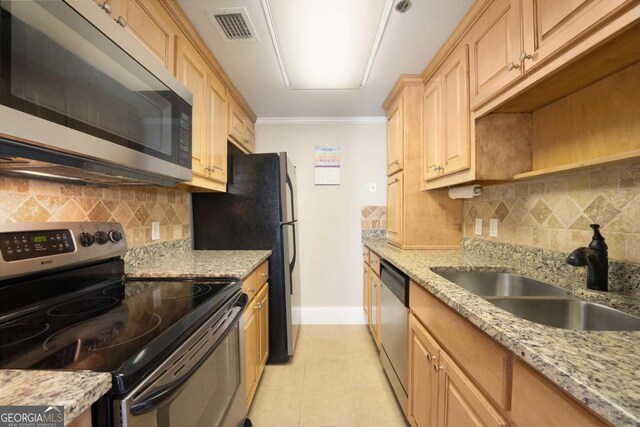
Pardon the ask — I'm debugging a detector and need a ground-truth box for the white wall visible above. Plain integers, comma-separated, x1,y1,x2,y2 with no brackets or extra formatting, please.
256,123,387,324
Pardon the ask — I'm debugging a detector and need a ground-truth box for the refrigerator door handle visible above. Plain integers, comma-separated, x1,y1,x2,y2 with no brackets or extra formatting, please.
286,173,296,222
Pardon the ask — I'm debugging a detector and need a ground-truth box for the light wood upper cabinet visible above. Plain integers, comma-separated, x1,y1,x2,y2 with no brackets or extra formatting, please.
175,38,207,178
521,0,629,72
386,173,404,246
423,44,470,184
387,100,404,176
468,0,523,108
204,70,228,185
441,44,470,176
423,77,442,182
123,0,175,71
228,97,256,153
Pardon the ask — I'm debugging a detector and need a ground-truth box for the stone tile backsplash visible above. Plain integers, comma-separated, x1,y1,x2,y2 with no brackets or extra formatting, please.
463,163,640,263
0,176,190,247
361,205,386,230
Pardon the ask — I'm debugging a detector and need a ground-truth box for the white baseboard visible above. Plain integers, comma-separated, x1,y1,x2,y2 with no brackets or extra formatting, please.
300,306,367,325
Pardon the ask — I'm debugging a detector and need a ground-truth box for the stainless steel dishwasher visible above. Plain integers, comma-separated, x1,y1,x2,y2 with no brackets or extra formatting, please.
379,259,410,416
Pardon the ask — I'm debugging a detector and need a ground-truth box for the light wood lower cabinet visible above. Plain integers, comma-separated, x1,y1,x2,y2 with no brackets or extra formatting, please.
244,261,269,409
363,250,381,350
369,272,381,349
409,314,507,427
409,281,613,427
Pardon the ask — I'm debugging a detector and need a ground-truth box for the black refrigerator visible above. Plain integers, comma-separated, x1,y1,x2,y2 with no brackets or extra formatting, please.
192,145,301,363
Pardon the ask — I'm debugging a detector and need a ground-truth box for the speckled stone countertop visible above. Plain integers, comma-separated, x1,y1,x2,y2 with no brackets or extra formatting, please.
364,237,640,426
125,246,272,278
0,370,111,425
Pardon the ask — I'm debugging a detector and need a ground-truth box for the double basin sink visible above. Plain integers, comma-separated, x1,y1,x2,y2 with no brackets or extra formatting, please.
435,271,640,331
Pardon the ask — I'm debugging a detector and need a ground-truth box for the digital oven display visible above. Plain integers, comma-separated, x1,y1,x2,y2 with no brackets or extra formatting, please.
0,230,75,262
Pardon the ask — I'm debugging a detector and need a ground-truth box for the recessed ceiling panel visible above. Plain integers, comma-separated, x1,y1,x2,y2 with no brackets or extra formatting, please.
267,0,390,90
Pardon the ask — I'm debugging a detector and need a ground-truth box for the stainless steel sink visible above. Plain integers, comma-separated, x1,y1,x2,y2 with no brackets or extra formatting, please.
436,271,571,297
487,298,640,331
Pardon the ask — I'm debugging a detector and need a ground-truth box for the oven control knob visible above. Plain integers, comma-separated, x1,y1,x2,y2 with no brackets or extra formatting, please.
108,230,122,243
95,230,109,245
79,232,95,247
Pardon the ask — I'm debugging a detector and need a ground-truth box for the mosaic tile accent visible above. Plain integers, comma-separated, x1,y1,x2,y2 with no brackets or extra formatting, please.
361,205,386,231
463,164,640,263
0,176,190,247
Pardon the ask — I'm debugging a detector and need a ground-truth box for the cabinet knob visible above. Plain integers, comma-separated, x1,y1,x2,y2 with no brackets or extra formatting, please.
507,61,520,71
116,16,127,27
248,288,255,293
101,1,112,15
433,363,443,372
256,302,262,309
519,51,533,62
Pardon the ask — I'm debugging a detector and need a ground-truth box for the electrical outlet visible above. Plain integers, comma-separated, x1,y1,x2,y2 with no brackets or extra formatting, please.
369,183,377,193
152,222,160,240
475,218,483,235
489,218,499,237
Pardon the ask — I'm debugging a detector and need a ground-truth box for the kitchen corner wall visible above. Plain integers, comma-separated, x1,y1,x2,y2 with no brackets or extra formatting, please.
256,122,387,324
463,163,640,263
0,176,190,247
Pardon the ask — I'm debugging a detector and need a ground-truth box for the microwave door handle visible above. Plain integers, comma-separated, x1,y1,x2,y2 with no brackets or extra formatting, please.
129,296,247,415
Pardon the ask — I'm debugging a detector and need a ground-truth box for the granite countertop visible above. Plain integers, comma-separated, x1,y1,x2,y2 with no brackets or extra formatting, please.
364,238,640,426
0,370,112,425
125,249,272,278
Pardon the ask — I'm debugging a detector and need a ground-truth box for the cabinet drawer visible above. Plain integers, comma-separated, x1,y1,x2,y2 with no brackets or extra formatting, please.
243,269,258,302
512,359,610,427
369,251,381,277
257,261,269,287
410,281,511,410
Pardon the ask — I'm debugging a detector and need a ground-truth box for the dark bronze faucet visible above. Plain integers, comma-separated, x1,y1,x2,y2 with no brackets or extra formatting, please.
566,224,608,291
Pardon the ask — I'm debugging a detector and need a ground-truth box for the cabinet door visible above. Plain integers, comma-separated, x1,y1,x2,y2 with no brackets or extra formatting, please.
245,120,256,153
441,44,470,176
387,99,404,175
175,38,208,177
370,274,382,348
205,70,227,184
437,352,508,427
386,173,404,246
521,0,629,72
468,0,523,108
423,77,443,182
257,283,270,372
228,98,246,146
409,315,441,427
123,0,175,70
363,265,371,321
244,304,258,407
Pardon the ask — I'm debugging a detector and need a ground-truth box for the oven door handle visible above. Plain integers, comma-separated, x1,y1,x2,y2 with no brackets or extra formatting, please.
130,294,247,415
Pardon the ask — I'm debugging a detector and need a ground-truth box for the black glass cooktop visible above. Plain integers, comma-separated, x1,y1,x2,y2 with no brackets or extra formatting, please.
0,277,240,393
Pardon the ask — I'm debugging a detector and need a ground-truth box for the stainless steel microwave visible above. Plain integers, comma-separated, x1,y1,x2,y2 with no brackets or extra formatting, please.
0,0,193,186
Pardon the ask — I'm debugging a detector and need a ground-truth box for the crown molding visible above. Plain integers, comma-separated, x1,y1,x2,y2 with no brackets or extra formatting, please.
256,117,387,125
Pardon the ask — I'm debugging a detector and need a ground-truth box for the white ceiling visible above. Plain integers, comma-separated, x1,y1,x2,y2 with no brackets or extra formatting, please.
178,0,473,118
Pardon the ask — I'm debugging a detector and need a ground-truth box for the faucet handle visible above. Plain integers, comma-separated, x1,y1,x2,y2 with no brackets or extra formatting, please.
589,224,608,252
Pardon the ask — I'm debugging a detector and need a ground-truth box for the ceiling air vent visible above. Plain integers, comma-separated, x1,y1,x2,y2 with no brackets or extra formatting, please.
207,8,259,42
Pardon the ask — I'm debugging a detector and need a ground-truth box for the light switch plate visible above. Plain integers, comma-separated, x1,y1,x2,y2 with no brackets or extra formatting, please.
489,218,499,237
369,183,377,193
475,218,483,235
152,222,160,240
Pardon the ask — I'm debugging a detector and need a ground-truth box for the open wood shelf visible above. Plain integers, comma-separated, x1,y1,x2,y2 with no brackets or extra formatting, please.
513,149,640,180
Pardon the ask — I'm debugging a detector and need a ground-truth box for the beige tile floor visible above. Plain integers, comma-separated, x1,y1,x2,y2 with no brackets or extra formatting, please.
248,325,409,427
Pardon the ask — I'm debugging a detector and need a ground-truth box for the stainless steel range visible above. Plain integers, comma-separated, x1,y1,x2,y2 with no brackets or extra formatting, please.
0,222,248,427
